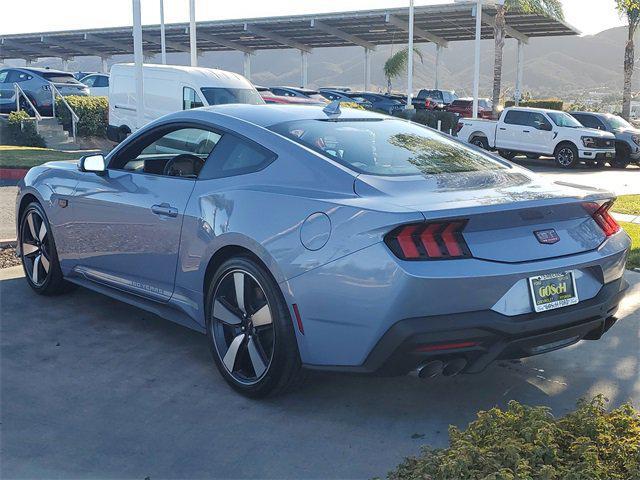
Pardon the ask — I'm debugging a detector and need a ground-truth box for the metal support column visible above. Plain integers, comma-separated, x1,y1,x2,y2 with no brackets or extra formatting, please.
515,40,524,106
364,47,372,91
100,57,108,73
434,44,442,89
61,58,69,71
472,0,482,118
189,0,197,67
243,52,251,80
300,50,308,88
406,0,415,108
160,0,167,64
132,0,145,129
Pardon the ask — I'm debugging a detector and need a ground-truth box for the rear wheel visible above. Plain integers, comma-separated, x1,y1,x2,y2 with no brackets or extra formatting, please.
19,202,69,295
498,150,516,160
470,136,489,150
205,256,304,398
555,143,579,169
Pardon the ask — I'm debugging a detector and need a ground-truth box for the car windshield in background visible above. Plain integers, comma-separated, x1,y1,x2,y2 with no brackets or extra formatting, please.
40,73,78,83
547,111,583,128
605,114,633,130
200,87,264,106
270,118,505,176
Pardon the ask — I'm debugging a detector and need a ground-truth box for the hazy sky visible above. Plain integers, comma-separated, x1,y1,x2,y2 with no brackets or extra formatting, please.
0,0,625,36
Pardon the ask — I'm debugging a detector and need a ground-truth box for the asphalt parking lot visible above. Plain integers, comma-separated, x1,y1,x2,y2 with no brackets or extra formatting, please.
1,263,639,479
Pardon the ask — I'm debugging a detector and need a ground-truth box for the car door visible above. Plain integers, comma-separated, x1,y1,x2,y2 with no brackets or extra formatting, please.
66,124,221,301
525,112,555,154
0,70,15,110
496,110,526,150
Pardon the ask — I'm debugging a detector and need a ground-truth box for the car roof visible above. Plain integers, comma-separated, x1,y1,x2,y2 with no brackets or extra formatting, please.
10,67,71,75
198,103,389,127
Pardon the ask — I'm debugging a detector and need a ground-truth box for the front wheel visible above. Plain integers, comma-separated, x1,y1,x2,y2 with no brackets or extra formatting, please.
498,150,516,160
19,202,69,295
555,144,579,169
205,256,304,398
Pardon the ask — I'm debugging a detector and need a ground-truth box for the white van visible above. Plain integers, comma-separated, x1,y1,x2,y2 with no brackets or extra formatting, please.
107,63,263,142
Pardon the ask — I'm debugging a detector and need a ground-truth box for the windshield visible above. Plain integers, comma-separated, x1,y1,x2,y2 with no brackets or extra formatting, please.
40,73,78,84
269,118,505,176
605,114,632,130
200,87,264,106
547,111,583,128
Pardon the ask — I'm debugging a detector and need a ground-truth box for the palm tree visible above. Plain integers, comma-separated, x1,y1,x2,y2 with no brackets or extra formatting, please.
491,0,564,118
616,0,640,119
383,46,424,93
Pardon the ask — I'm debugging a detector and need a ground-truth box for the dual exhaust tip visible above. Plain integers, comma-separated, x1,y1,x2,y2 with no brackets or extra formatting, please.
416,358,467,379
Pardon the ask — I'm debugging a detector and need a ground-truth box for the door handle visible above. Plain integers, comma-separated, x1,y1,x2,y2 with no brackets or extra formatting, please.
523,129,531,133
151,203,178,218
499,127,507,131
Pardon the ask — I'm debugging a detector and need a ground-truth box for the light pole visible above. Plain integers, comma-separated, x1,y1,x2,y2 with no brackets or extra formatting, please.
189,0,197,67
160,0,166,64
472,0,482,118
132,0,144,129
406,0,415,109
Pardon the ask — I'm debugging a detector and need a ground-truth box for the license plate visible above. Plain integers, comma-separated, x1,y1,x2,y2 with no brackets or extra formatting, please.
528,271,578,313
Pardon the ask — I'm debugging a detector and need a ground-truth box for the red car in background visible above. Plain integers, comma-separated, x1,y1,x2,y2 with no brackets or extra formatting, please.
446,98,494,119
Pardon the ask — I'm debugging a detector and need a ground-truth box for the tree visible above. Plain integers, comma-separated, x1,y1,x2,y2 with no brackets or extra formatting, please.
383,46,424,93
616,0,640,120
491,0,564,118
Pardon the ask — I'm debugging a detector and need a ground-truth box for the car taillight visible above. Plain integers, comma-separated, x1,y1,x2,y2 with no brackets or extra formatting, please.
385,221,471,260
584,201,620,237
425,99,432,109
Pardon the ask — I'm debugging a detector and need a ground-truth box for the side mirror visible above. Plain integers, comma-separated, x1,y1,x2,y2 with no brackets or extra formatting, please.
79,154,106,174
538,123,553,131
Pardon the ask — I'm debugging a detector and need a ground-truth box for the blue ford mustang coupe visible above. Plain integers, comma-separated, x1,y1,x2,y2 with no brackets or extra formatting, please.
16,104,630,397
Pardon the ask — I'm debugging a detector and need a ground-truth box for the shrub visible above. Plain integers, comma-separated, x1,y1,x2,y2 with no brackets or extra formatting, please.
4,110,46,148
387,396,640,480
393,109,460,133
55,95,108,137
504,98,564,110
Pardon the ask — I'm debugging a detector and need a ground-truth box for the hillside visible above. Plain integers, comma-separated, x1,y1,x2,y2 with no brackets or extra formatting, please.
2,26,632,100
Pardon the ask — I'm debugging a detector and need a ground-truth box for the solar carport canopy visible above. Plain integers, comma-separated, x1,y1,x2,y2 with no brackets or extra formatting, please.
0,1,578,60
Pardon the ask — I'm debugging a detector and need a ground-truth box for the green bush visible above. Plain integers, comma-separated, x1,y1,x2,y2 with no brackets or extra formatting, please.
387,396,640,480
504,98,564,111
393,109,460,133
55,95,108,137
4,110,46,148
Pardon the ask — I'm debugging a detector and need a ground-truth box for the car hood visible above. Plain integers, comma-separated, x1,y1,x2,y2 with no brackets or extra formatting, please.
577,127,615,139
614,126,640,136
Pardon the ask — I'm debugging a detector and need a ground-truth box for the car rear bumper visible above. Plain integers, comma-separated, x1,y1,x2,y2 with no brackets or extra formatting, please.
307,276,627,375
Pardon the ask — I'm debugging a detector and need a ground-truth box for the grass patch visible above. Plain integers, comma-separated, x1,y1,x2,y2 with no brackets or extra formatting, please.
621,221,640,269
612,195,640,216
0,146,97,169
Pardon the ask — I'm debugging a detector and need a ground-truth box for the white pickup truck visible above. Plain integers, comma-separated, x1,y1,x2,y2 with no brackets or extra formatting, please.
457,107,616,168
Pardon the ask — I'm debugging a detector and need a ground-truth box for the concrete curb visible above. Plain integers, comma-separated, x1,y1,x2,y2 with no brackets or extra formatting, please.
612,212,640,224
0,239,17,248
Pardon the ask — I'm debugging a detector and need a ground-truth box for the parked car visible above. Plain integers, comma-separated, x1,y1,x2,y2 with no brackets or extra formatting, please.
446,98,493,119
569,111,640,168
0,67,88,116
269,86,328,103
318,89,373,109
412,89,458,110
73,71,98,80
79,73,109,96
16,104,630,397
257,86,325,105
107,63,263,142
352,91,406,114
457,107,616,168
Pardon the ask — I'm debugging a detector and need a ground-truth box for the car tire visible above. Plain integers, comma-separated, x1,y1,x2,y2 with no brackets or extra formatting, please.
470,136,489,150
205,256,305,398
19,201,70,295
554,143,579,169
611,144,631,169
498,150,517,160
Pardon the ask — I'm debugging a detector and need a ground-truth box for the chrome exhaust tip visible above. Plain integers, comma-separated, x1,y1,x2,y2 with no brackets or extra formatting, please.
417,360,444,379
442,358,467,377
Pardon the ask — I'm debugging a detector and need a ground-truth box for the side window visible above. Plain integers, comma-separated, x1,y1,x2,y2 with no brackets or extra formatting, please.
81,75,96,87
576,114,603,130
504,110,525,125
183,87,204,110
6,70,31,83
529,113,552,129
200,135,276,179
0,71,8,83
94,76,109,88
112,127,221,178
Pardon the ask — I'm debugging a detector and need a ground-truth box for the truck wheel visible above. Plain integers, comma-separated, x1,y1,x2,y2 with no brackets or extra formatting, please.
611,144,630,169
470,136,489,150
554,144,578,169
498,150,516,160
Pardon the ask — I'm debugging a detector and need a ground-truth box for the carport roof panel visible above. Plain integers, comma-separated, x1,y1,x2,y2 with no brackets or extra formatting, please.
0,1,579,60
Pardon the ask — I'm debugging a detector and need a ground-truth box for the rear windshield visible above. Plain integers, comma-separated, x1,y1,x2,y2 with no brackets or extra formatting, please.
200,87,264,106
40,73,77,83
269,118,505,176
